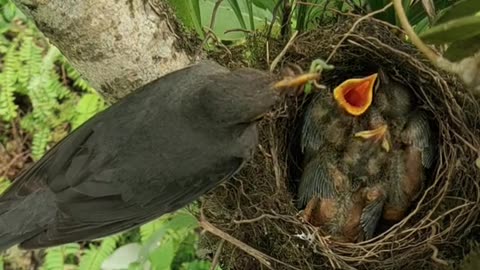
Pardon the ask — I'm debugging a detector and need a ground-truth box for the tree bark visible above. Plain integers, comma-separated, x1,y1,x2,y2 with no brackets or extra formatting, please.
12,0,199,102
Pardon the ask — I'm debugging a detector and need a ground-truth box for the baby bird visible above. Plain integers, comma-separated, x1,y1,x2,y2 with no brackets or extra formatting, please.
382,111,435,223
298,69,436,242
299,74,378,208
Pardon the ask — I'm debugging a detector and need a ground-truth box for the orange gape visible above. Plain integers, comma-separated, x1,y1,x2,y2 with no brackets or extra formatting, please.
333,73,378,116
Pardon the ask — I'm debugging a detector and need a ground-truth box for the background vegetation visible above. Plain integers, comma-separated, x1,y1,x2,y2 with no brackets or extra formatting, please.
0,0,478,269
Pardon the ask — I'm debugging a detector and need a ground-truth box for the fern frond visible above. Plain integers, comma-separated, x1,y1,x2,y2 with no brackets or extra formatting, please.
63,60,95,93
42,243,80,270
78,236,119,270
140,219,167,243
0,74,18,121
17,35,42,91
70,93,105,130
31,128,50,160
0,45,20,121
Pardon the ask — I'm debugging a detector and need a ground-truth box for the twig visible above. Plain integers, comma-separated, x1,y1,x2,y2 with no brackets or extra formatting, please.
233,213,282,224
269,125,283,191
270,30,298,72
326,2,393,63
200,212,300,270
392,0,439,64
210,240,224,270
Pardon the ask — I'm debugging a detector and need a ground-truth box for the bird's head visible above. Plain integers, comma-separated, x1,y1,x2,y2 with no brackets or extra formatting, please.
333,73,378,116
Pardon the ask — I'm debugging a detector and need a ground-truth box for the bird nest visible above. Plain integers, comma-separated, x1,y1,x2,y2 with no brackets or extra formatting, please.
200,15,480,270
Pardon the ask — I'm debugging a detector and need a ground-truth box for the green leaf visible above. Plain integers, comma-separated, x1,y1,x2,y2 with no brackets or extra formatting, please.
101,243,142,270
180,260,218,270
149,238,176,270
226,0,247,30
199,0,272,40
407,0,450,26
246,0,254,30
140,218,167,243
137,212,198,264
42,244,80,270
31,128,51,161
444,34,480,61
167,0,204,38
78,236,118,270
0,178,10,195
252,0,276,12
420,14,480,44
367,0,396,24
435,0,480,25
2,2,16,22
70,93,105,129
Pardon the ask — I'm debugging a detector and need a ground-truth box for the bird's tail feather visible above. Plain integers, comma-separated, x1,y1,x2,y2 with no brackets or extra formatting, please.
0,191,56,252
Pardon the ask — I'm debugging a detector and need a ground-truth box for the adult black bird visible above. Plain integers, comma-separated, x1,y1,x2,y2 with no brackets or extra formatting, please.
0,60,318,251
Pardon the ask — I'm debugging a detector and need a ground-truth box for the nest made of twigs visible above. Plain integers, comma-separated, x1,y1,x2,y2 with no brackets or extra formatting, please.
200,15,480,270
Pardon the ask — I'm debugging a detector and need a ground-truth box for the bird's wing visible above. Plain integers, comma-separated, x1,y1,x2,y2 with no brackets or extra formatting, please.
301,92,333,154
401,111,435,168
360,193,385,240
297,154,337,208
2,61,254,249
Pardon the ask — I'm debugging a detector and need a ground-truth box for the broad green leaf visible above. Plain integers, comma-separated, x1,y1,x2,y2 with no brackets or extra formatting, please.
199,0,272,40
434,0,480,25
226,0,248,30
246,0,254,30
149,239,175,270
445,34,480,61
408,0,450,26
167,0,204,38
2,2,16,22
252,0,276,12
137,212,198,264
101,243,142,270
368,0,396,24
420,14,480,44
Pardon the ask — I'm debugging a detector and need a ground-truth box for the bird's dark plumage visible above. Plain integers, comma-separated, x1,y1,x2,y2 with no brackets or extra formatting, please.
0,61,284,250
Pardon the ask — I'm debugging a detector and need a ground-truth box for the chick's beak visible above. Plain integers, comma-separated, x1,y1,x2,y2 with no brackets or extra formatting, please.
333,73,377,116
354,124,391,152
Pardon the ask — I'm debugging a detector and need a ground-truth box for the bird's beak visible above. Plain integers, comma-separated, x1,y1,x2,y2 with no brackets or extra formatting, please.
354,124,391,152
333,73,378,116
273,73,321,91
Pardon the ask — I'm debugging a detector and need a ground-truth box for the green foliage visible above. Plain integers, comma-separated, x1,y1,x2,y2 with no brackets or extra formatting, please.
42,243,80,270
420,15,480,44
94,212,217,270
0,7,105,160
78,236,119,270
168,0,273,41
0,177,10,195
419,0,480,61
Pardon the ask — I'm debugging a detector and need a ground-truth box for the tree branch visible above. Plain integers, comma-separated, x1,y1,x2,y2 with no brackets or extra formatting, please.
12,0,199,102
